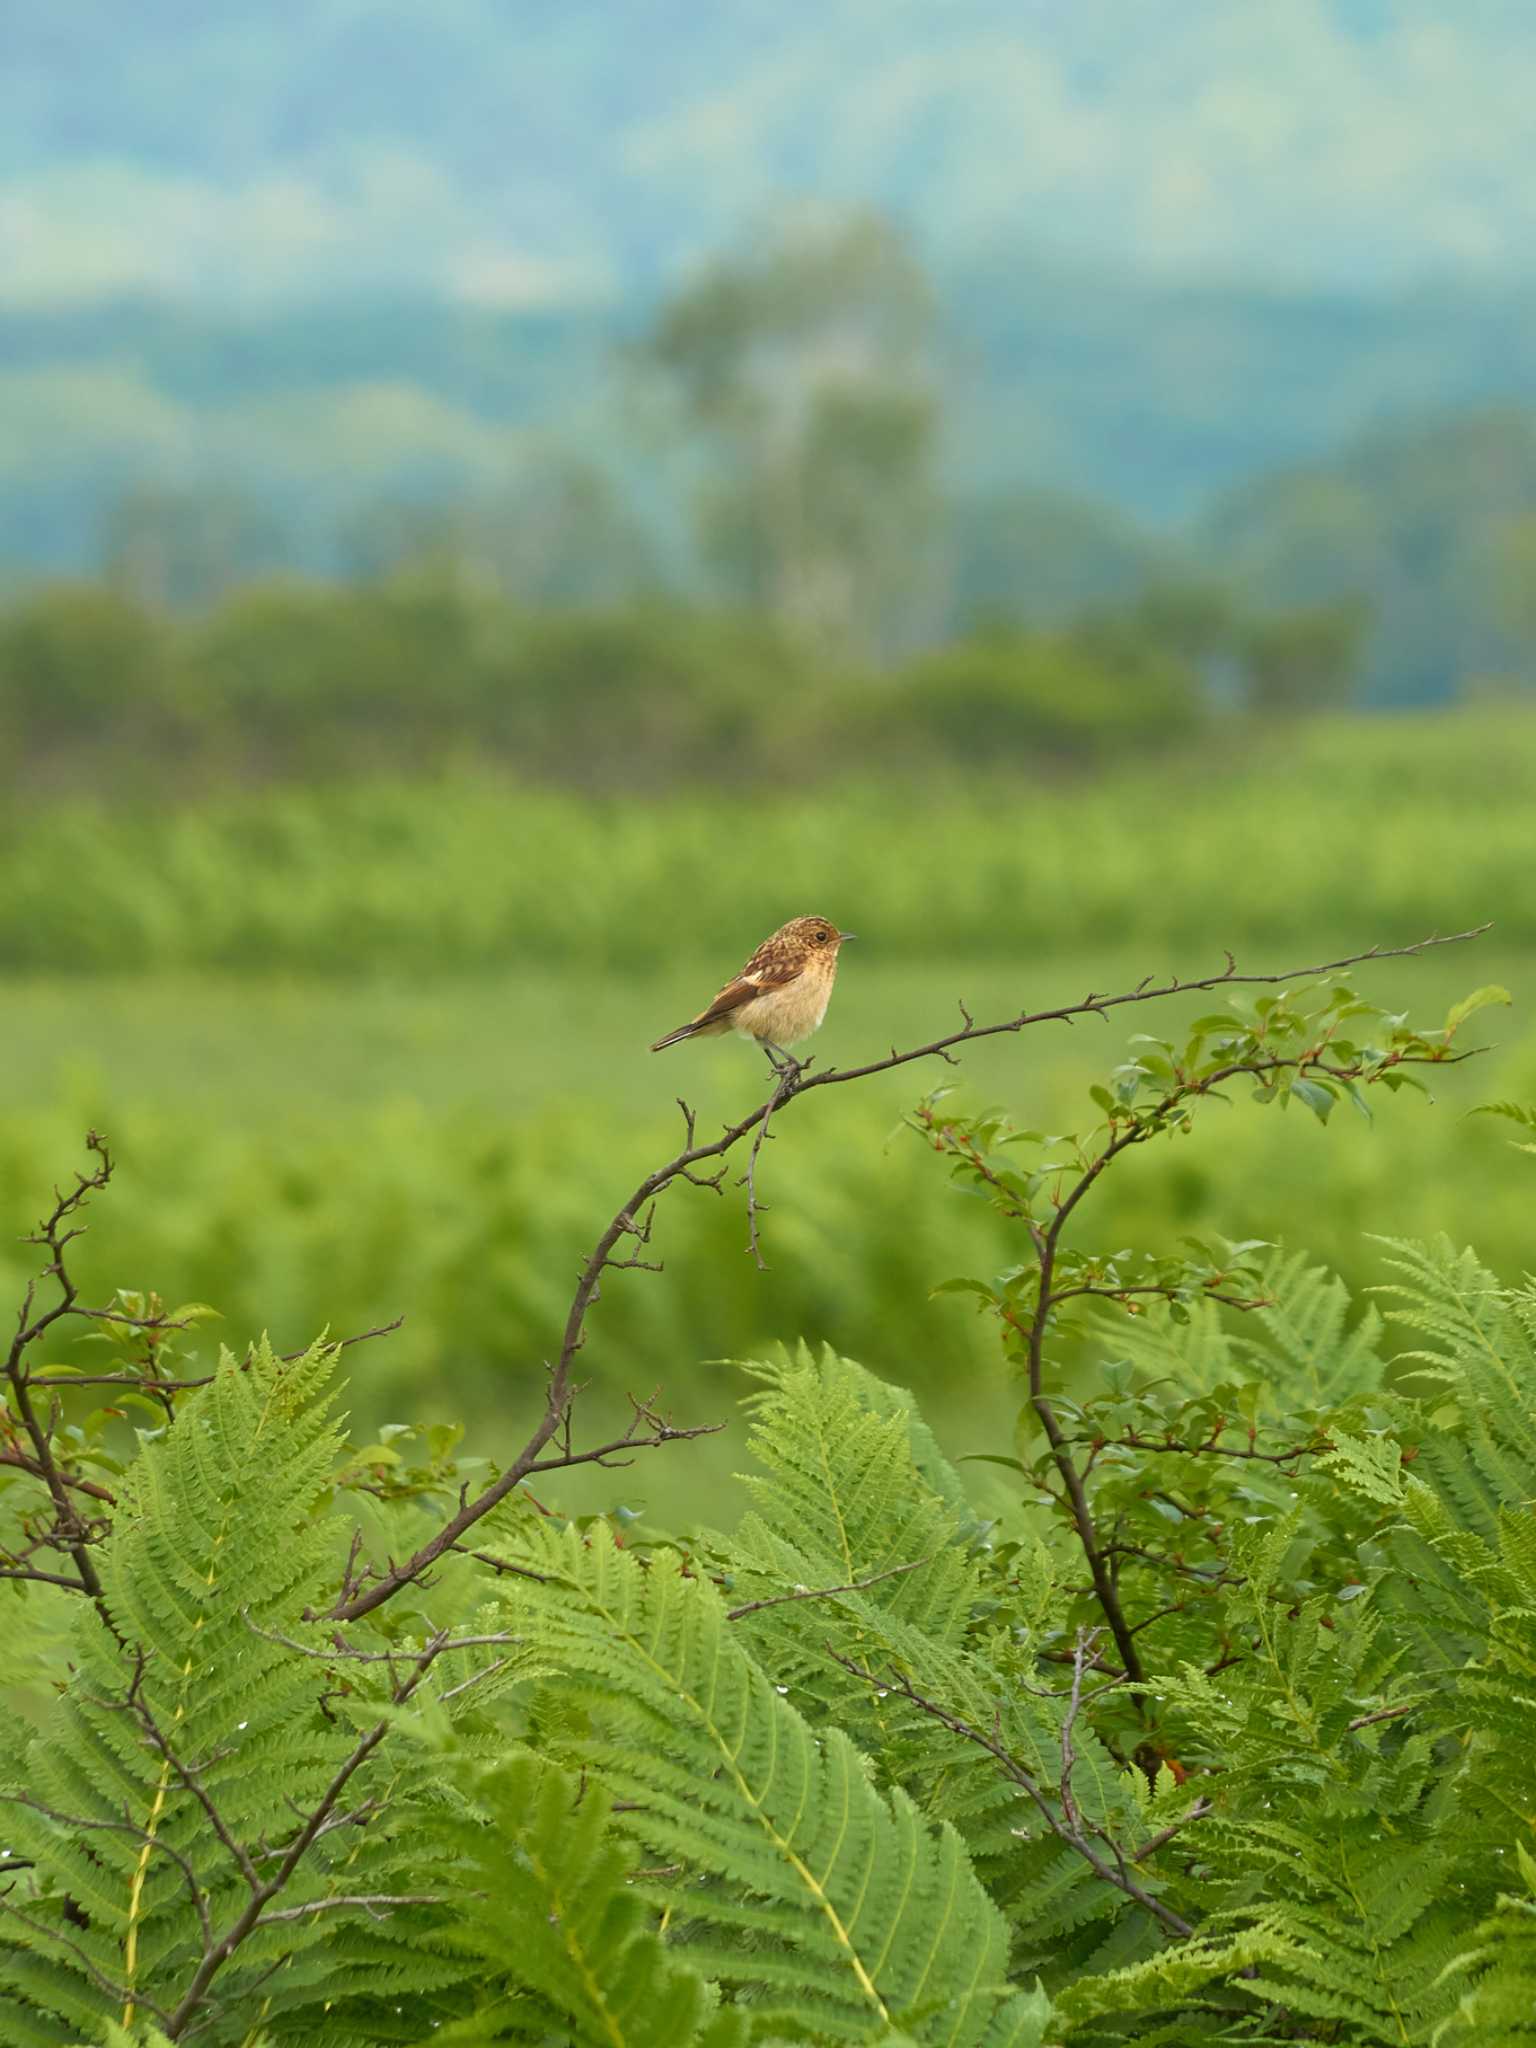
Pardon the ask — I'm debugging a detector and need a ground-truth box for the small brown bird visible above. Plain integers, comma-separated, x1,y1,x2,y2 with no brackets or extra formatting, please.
650,915,856,1067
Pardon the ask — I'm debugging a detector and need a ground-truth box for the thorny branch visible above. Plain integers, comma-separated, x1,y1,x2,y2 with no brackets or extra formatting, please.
3,1134,134,1622
2,1134,402,1630
944,1013,1480,1688
328,924,1488,1624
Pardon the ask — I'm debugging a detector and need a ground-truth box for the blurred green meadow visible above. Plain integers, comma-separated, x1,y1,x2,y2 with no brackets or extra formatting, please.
1,710,1530,1521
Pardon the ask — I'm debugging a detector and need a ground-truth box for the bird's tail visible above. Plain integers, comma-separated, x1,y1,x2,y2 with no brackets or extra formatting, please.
649,1023,697,1052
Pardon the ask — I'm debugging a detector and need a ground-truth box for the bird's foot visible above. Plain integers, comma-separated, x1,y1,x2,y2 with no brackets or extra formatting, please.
762,1043,809,1088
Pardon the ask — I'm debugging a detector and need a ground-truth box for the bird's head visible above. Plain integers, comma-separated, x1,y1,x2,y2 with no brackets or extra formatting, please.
783,915,856,961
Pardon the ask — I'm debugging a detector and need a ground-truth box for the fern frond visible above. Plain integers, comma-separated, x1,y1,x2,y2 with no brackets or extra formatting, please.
430,1752,745,2047
507,1521,1041,2046
1247,1248,1387,1408
0,1340,476,2046
1095,1248,1385,1413
1433,1848,1536,2044
723,1346,998,1775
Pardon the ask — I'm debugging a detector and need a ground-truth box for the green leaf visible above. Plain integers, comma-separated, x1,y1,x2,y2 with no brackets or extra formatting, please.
1445,984,1512,1035
1290,1076,1337,1122
931,1277,997,1301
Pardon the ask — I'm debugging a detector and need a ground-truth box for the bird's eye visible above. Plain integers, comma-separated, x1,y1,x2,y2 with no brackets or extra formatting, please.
814,928,830,944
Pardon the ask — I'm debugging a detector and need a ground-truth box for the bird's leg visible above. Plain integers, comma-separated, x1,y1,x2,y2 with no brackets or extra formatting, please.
762,1042,789,1074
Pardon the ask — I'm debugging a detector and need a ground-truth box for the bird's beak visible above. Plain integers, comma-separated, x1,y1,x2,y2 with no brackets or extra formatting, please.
837,931,857,942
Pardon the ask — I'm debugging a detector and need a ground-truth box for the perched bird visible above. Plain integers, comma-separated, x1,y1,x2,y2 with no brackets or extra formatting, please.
650,915,856,1066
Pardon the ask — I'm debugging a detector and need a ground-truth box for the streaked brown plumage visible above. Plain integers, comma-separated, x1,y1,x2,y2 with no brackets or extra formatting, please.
650,915,855,1061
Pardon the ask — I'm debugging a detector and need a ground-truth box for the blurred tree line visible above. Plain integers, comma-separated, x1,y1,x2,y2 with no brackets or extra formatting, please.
16,208,1535,793
0,570,1371,794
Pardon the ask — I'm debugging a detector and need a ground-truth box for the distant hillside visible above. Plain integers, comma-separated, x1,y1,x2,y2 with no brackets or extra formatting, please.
8,263,1536,583
1203,408,1536,705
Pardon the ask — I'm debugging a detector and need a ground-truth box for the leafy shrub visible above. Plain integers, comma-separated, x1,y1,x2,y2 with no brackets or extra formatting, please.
0,583,171,769
872,626,1204,767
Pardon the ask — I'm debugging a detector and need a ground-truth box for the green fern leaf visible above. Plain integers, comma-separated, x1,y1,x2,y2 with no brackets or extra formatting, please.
506,1521,1041,2046
0,1340,474,2046
430,1752,744,2047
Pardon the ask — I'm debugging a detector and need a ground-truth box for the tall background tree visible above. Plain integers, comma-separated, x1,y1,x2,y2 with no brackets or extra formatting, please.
640,209,940,663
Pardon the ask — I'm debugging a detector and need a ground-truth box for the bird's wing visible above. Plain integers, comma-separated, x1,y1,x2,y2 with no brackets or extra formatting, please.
688,950,804,1030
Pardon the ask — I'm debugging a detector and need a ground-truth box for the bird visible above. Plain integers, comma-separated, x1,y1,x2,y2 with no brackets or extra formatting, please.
650,916,856,1068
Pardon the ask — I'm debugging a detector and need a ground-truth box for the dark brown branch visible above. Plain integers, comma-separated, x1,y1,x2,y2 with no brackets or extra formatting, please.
1051,1283,1271,1313
448,1546,551,1583
1066,1428,1331,1466
1132,1800,1215,1861
124,1657,262,1895
0,1445,118,1503
26,1369,216,1392
793,925,1488,1094
3,1132,118,1621
5,1793,213,1950
270,1317,408,1368
0,1564,99,1590
0,1893,173,2028
737,1054,803,1269
28,1318,407,1394
991,1018,1472,1687
525,1417,723,1475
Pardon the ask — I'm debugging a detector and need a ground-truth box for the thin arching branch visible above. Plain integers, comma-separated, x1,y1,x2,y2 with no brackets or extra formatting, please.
327,924,1488,1625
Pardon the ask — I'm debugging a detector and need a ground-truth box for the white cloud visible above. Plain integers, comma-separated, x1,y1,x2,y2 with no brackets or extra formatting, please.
0,157,609,307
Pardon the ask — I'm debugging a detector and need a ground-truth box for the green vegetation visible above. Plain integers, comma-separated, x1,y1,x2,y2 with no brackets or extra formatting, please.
0,696,1525,966
0,705,1527,1497
6,958,1536,2042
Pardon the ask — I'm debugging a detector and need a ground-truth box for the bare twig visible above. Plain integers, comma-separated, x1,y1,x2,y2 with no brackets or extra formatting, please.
252,1892,443,1927
1347,1699,1423,1732
113,1628,473,2038
4,1793,214,1950
831,1634,1198,1939
1064,1428,1331,1467
3,1132,121,1621
0,1892,173,2027
1132,1800,1215,1861
737,1054,805,1269
726,1557,930,1621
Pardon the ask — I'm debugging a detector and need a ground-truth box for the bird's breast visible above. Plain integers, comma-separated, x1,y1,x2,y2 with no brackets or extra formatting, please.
732,967,835,1045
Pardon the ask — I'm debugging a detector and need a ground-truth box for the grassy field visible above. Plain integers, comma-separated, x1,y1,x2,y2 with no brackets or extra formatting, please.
1,706,1529,1519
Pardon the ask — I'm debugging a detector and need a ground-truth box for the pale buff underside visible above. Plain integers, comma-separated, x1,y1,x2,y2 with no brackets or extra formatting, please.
697,967,836,1047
